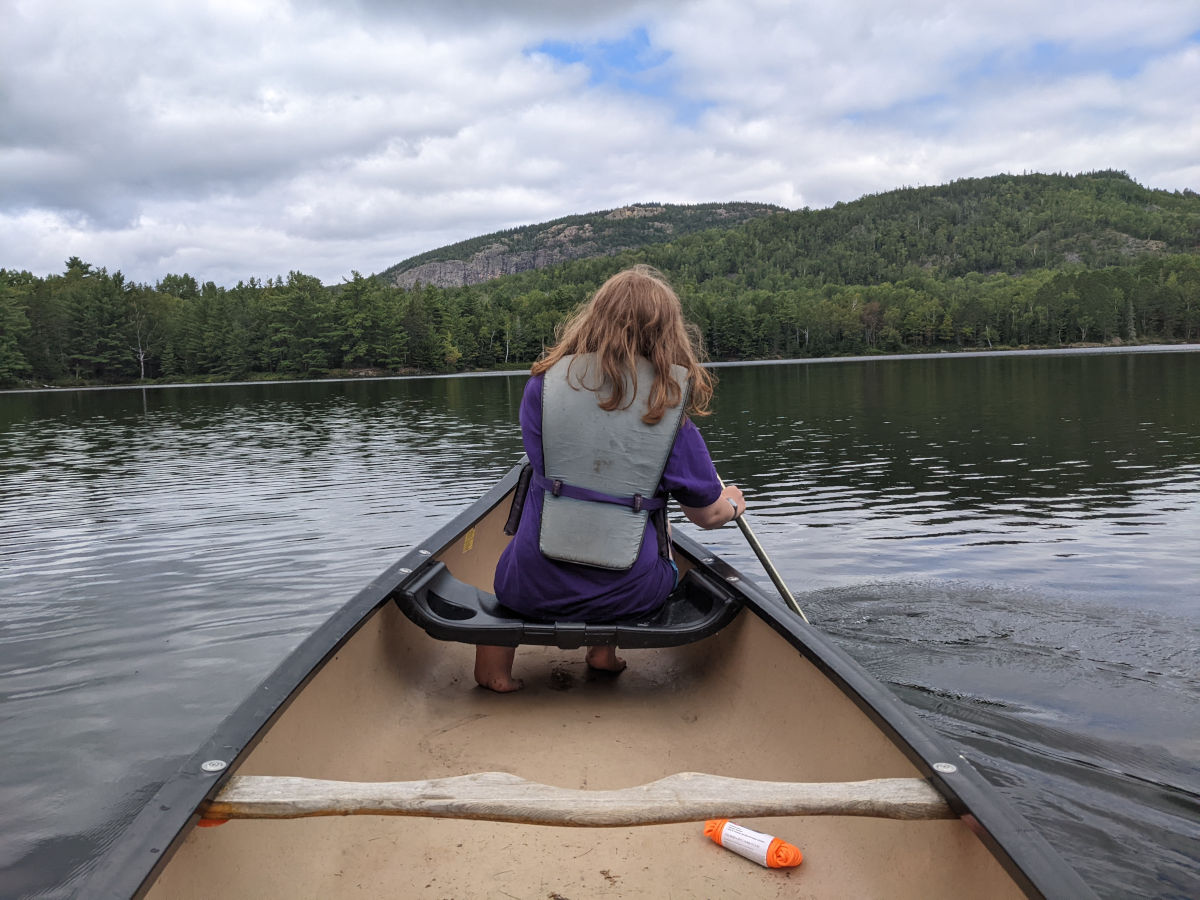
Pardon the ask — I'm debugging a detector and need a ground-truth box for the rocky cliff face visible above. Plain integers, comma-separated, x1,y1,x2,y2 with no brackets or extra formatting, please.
384,203,779,289
392,233,601,289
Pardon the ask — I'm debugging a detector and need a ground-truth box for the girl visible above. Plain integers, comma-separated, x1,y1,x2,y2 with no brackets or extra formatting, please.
477,266,745,692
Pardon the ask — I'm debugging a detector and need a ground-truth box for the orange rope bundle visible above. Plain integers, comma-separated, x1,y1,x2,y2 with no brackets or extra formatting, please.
704,819,803,868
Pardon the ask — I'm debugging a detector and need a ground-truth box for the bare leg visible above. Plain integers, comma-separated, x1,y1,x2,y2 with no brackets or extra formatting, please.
474,645,523,692
585,645,627,673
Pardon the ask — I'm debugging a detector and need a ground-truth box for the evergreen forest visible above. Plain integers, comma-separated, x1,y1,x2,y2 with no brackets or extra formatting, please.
2,170,1198,387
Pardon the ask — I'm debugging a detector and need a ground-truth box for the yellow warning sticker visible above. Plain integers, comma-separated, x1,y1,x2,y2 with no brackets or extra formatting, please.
462,527,475,553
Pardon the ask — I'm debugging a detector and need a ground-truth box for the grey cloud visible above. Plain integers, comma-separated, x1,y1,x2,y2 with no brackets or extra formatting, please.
3,0,1199,286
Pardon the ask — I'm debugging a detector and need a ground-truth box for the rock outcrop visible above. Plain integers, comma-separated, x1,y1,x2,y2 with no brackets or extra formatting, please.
383,202,781,289
391,241,593,289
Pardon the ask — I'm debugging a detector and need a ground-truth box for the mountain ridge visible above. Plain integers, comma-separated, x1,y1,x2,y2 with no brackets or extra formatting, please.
378,201,785,288
377,171,1198,291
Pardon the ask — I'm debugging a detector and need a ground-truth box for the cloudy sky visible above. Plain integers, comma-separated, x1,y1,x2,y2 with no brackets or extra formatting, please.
2,0,1198,287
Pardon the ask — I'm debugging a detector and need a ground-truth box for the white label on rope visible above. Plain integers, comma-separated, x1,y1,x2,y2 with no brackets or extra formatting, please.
718,822,773,867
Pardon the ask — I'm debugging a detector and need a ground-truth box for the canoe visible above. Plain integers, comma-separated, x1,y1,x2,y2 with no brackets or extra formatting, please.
90,461,1095,898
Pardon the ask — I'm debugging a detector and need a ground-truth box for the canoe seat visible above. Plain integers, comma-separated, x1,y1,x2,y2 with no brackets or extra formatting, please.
393,561,742,649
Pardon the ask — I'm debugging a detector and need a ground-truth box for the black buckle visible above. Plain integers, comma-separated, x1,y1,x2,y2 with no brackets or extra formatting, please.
632,493,644,512
552,479,563,497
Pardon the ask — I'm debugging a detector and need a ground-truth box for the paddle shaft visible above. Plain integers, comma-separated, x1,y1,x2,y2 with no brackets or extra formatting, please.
719,478,810,624
733,514,810,623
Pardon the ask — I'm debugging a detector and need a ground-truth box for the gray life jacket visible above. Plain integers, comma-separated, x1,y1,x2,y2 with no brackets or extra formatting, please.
537,353,689,570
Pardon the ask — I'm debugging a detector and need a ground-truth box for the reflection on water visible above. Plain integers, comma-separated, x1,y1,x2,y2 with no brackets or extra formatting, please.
1,353,1197,898
700,354,1200,608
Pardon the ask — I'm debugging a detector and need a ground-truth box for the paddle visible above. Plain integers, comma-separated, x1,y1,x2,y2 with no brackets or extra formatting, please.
721,479,810,624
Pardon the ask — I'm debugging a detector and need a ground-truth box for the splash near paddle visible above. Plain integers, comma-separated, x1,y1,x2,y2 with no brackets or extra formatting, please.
704,819,803,868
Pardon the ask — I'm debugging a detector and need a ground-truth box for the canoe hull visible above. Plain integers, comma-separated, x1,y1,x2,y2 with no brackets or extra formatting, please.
145,603,1024,899
89,463,1095,899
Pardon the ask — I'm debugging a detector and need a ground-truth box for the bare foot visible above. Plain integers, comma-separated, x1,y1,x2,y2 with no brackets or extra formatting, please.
476,673,524,693
586,645,627,673
474,645,523,692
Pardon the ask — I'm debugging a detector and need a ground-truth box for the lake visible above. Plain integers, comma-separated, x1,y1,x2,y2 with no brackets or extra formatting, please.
1,347,1197,898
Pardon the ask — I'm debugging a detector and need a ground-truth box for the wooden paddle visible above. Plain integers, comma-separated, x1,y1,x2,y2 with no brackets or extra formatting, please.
200,771,954,825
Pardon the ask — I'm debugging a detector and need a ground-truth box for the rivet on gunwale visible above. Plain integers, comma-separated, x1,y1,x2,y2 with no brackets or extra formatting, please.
399,567,412,574
418,549,432,556
725,576,740,583
933,762,958,774
200,760,228,773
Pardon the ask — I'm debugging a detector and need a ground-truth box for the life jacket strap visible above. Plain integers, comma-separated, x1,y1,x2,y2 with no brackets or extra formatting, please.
503,463,535,536
531,471,666,513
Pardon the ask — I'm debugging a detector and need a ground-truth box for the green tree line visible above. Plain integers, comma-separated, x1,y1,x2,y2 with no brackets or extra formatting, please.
1,172,1198,387
3,253,1197,386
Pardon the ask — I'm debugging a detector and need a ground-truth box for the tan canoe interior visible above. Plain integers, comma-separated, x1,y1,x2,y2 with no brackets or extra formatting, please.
147,494,1023,899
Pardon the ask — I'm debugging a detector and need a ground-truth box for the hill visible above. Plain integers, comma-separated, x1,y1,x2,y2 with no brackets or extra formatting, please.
680,169,1200,286
378,202,785,288
380,171,1200,292
432,169,1199,360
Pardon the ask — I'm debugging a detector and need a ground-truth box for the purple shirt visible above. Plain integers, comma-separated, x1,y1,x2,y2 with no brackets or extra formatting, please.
494,374,723,621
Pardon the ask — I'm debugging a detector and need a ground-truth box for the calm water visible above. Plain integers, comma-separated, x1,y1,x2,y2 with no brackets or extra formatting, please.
1,349,1197,898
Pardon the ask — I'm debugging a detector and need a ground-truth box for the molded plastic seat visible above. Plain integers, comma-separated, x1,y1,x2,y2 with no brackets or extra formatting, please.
393,562,742,649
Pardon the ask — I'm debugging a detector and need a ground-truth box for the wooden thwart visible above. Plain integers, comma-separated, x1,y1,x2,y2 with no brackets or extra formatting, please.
201,771,956,826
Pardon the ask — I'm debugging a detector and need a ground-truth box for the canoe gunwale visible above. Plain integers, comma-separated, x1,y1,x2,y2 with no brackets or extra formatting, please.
86,468,525,899
670,525,1097,899
87,461,1096,899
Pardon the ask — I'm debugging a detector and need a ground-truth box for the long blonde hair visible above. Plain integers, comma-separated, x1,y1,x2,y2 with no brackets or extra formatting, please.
531,265,714,423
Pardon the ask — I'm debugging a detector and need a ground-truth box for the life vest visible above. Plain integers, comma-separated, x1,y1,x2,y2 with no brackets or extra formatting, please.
536,353,689,570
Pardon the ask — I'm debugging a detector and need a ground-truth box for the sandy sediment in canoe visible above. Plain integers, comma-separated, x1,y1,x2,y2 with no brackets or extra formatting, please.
147,601,1022,899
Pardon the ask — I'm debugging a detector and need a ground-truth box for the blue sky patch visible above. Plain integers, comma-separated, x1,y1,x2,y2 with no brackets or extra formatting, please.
1028,40,1147,80
840,30,1190,132
531,27,711,124
961,39,1157,86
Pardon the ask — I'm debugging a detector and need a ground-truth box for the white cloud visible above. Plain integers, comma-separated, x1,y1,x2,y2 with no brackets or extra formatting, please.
2,0,1198,285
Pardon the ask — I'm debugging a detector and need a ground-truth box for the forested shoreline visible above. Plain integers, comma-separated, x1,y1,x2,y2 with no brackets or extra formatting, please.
2,171,1198,387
